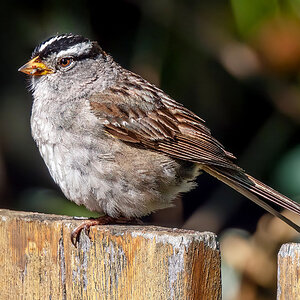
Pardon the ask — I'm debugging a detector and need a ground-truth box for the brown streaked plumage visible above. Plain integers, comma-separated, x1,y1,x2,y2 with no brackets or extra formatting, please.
18,34,300,244
89,70,300,231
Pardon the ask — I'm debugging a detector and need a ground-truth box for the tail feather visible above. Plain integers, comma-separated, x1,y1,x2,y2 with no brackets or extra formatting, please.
203,166,300,233
246,174,300,215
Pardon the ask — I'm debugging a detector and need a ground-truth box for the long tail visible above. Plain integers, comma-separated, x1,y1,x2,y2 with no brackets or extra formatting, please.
203,166,300,232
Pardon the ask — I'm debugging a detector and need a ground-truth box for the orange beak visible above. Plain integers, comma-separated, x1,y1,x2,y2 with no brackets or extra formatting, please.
18,56,53,76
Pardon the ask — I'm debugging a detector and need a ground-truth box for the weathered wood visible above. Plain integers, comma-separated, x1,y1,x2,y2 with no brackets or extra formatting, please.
0,209,221,299
277,243,300,300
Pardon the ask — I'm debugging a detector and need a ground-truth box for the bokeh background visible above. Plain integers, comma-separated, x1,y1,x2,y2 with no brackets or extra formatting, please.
1,0,300,299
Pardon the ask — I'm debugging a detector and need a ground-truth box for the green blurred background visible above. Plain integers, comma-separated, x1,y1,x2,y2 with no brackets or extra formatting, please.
1,0,300,299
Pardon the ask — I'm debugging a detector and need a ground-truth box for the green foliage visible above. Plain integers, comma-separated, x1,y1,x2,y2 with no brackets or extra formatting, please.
231,0,279,37
288,0,300,17
272,145,300,201
18,189,99,217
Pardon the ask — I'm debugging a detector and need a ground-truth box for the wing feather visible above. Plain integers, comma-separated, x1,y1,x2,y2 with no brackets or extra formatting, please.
89,87,238,170
88,83,300,230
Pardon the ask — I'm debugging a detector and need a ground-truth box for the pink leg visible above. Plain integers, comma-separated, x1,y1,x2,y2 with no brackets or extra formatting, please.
71,216,143,246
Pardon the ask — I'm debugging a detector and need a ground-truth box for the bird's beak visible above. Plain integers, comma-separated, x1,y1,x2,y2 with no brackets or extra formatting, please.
18,56,53,76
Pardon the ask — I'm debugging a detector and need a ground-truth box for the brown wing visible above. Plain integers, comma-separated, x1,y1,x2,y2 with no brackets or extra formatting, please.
89,85,300,231
89,87,240,170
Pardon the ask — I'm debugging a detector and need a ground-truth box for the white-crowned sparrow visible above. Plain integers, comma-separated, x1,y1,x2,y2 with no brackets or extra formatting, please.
19,34,300,242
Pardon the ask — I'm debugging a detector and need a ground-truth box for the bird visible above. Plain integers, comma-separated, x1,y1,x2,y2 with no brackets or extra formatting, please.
18,34,300,244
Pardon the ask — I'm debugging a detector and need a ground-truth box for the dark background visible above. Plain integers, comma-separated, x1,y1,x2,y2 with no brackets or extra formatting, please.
1,1,299,299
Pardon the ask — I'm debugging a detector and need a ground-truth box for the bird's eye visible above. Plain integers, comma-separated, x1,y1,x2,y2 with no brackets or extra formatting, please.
58,57,73,68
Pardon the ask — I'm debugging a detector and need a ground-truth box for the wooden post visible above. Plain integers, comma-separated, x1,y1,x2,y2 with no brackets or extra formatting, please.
0,209,221,299
277,243,300,300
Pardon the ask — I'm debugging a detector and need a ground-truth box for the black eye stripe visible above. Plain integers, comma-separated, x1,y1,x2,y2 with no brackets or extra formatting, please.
33,35,87,58
33,35,103,61
72,43,103,61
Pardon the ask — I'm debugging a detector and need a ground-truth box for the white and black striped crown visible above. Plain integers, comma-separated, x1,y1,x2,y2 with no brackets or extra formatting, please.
32,34,103,60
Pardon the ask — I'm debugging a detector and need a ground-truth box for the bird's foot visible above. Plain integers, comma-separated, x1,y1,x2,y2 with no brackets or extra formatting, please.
71,216,143,246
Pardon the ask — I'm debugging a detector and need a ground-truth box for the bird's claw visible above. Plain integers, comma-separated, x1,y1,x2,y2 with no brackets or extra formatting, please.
71,216,143,247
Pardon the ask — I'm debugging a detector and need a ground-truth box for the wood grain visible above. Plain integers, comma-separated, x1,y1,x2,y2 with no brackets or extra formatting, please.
277,243,300,300
0,209,221,299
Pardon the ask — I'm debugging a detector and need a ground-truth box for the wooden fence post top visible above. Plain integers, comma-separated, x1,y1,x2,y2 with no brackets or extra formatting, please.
277,243,300,300
0,209,221,299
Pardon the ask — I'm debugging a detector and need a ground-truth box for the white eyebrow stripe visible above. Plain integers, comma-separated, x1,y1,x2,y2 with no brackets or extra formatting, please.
56,42,92,58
